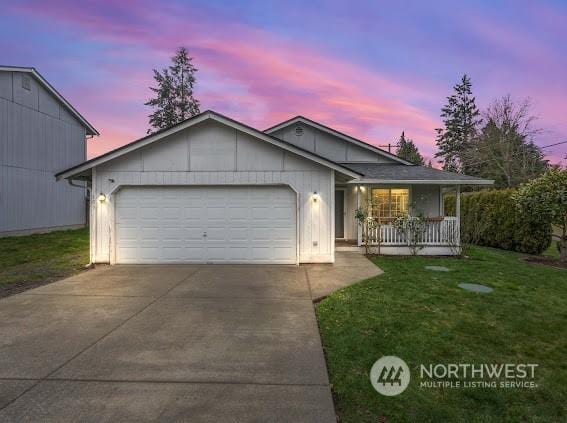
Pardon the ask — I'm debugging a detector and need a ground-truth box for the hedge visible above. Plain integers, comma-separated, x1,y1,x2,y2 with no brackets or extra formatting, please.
445,189,551,255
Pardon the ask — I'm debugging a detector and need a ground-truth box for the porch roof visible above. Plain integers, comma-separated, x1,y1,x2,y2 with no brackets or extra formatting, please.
343,163,494,185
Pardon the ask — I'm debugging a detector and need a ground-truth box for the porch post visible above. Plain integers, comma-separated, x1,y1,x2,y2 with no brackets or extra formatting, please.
455,185,461,220
356,185,362,246
456,185,461,246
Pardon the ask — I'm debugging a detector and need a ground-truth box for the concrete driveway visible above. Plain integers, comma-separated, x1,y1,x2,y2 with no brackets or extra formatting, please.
0,253,381,422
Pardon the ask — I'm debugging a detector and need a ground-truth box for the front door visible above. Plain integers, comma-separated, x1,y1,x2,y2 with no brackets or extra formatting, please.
335,189,345,238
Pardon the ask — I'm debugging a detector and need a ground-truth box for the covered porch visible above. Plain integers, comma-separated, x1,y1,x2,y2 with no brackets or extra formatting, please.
334,163,493,256
335,183,463,255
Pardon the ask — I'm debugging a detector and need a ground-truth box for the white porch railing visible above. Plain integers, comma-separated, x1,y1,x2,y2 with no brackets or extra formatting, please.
366,216,460,246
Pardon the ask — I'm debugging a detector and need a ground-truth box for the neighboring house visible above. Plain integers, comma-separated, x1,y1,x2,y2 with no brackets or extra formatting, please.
0,66,98,236
56,110,492,265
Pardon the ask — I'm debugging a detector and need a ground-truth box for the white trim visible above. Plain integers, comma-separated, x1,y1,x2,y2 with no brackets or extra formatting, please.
0,66,98,135
90,167,97,264
265,116,412,165
56,111,362,181
347,179,494,185
375,245,460,256
330,170,336,262
102,183,301,266
356,185,362,246
368,186,411,219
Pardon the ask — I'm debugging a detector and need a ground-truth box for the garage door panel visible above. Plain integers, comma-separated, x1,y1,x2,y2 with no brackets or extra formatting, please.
115,186,296,264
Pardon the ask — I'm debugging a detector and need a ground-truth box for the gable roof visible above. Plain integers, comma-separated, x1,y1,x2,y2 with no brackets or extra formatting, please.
0,66,98,136
55,110,363,180
344,163,494,185
264,115,412,165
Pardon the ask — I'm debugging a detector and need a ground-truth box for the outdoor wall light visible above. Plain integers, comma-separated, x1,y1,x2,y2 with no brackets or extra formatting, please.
98,193,107,202
312,192,320,202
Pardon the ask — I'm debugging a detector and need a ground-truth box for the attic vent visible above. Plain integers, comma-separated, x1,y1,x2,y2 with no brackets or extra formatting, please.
295,125,303,136
22,75,31,91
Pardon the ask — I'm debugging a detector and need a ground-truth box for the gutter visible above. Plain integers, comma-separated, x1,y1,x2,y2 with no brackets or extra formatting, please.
347,179,495,185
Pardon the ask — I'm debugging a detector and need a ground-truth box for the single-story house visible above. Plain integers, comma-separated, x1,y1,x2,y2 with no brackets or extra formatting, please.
56,110,492,264
0,66,98,236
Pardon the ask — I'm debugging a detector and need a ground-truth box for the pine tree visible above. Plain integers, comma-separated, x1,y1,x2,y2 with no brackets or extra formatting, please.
395,131,425,165
435,74,481,173
145,47,200,133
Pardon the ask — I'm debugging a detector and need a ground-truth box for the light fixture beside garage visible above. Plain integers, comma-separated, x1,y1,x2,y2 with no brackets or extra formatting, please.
312,191,320,202
97,193,107,202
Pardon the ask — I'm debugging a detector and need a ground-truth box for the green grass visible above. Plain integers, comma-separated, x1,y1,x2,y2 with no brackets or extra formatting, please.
0,228,89,290
317,246,566,422
543,241,560,258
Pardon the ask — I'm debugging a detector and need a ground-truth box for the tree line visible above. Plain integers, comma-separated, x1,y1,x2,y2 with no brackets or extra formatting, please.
395,74,550,188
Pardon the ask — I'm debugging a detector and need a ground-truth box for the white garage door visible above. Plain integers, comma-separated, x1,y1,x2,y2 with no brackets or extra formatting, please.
115,186,297,264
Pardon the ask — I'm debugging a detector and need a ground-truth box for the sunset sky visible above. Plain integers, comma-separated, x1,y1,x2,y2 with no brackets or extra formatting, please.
1,0,565,165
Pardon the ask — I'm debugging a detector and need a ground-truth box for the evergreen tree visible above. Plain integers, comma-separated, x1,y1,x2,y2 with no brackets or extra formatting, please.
396,131,425,165
435,74,481,173
145,47,200,133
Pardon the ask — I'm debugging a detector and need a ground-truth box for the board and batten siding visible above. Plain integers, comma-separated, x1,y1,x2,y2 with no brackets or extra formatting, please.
0,71,87,235
271,124,396,163
91,120,335,264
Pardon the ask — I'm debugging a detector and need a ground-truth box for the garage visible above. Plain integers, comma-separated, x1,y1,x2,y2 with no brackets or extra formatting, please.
115,185,297,264
56,112,361,264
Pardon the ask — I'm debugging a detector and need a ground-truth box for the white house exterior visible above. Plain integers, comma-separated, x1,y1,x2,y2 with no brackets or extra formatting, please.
0,66,98,236
56,110,492,265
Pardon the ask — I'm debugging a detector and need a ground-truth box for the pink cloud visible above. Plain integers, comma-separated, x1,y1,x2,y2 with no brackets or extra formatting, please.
12,0,444,160
10,0,563,167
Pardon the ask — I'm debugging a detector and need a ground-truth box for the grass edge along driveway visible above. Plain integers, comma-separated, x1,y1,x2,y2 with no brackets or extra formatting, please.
316,246,566,422
0,228,89,297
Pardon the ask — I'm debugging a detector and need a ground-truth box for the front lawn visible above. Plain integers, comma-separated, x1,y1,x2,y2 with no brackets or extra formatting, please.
317,246,566,422
0,228,89,297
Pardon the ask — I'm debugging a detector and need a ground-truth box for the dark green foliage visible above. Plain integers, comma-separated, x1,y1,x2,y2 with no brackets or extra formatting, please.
145,47,200,133
395,131,424,165
445,189,551,254
435,74,481,173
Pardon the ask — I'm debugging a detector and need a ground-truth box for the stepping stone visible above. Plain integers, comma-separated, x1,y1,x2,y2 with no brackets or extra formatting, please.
425,265,450,272
458,283,493,293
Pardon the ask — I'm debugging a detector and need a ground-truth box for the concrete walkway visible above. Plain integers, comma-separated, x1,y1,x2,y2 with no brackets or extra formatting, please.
0,253,381,422
306,252,383,301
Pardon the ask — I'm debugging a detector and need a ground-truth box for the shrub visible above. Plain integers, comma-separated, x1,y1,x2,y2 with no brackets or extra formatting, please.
445,189,551,254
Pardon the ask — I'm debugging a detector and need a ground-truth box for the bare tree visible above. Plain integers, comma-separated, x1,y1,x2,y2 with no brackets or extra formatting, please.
465,96,548,187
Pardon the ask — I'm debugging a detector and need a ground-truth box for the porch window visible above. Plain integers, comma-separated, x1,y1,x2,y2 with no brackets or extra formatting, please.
371,188,409,219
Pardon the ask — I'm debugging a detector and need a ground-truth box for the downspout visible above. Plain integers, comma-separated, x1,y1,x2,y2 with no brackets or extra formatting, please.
67,178,90,226
67,179,90,196
67,178,95,267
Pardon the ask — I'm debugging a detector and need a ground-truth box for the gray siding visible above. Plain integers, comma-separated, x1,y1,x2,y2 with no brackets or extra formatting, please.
0,71,87,235
272,124,397,163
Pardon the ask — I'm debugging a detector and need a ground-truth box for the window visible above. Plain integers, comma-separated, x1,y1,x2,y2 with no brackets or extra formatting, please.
371,188,409,219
